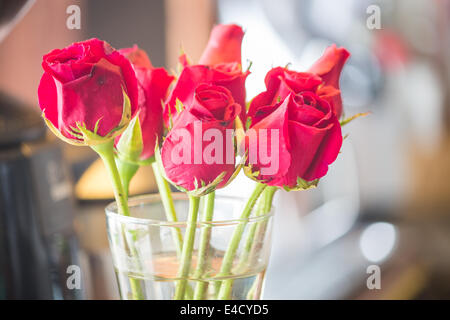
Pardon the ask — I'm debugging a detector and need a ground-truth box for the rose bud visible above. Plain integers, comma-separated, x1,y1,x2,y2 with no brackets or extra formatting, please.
308,44,350,119
115,46,174,162
247,44,349,120
38,38,138,146
198,24,245,66
160,84,241,195
164,24,248,127
245,92,342,190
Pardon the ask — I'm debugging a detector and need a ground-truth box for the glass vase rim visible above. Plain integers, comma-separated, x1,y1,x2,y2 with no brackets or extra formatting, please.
105,193,274,227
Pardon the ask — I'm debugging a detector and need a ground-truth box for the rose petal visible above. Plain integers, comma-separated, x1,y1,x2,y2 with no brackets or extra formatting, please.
303,119,342,181
164,64,248,126
60,60,125,137
308,44,349,118
161,111,236,191
38,72,59,128
137,67,174,159
119,45,153,69
284,121,331,184
247,96,291,182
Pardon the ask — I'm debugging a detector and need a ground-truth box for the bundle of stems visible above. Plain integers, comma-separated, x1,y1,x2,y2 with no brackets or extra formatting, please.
94,139,276,300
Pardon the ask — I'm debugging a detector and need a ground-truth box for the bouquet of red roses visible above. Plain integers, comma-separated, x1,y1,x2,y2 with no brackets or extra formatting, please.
38,24,362,300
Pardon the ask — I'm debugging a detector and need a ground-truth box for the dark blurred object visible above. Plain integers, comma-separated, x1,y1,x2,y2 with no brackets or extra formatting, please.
0,0,34,42
0,93,82,299
0,92,43,147
86,0,166,67
0,0,82,300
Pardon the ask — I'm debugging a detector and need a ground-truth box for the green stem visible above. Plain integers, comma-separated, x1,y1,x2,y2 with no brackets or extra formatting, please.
174,195,200,300
151,162,184,257
216,183,267,300
151,162,193,299
116,158,139,199
246,186,277,300
92,140,130,216
249,187,277,264
91,140,144,299
263,186,277,212
246,269,266,300
235,196,265,272
193,192,215,300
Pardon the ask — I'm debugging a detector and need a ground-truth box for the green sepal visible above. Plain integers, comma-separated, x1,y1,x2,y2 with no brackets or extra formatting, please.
41,88,132,147
282,177,319,192
243,164,260,181
42,115,85,146
243,165,319,192
340,112,369,126
115,111,143,164
175,98,184,114
188,172,227,197
246,60,253,73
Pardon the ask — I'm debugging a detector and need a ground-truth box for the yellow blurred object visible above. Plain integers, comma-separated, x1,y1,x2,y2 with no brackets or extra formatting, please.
380,263,428,300
75,158,157,200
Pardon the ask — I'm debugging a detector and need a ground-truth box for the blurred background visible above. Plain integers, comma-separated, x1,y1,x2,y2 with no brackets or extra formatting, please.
1,0,450,299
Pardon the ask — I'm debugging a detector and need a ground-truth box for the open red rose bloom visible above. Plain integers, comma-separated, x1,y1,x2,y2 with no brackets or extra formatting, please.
116,46,174,161
158,24,249,194
161,84,241,192
245,44,350,190
38,38,138,145
164,24,249,128
246,92,342,189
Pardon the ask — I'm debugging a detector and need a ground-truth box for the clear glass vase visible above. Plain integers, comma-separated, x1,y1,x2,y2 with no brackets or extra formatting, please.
105,193,274,300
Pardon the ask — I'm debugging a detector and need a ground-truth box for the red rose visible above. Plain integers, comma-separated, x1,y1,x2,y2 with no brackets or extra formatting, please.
161,84,241,193
245,92,342,189
198,24,244,66
118,45,153,69
248,44,349,119
164,24,248,127
38,38,138,145
116,46,174,160
308,44,350,118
